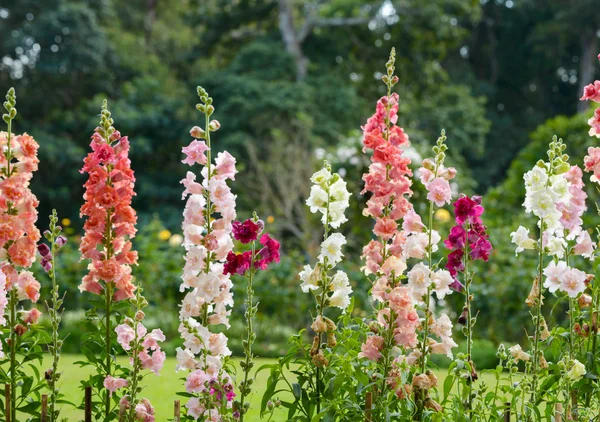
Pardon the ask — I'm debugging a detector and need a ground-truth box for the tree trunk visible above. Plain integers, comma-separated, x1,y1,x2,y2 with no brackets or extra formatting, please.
578,32,598,112
278,0,308,81
145,0,158,46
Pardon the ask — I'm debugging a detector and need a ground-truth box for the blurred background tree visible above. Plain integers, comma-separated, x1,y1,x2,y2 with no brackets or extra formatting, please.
1,0,599,365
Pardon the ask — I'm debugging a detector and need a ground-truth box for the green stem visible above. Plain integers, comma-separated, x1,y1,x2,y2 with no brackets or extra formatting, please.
9,289,16,422
127,322,142,422
530,218,545,403
105,283,112,420
239,243,256,422
50,239,60,422
464,222,473,414
420,199,435,374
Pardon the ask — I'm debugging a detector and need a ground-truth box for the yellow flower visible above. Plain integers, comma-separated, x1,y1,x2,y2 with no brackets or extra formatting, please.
434,208,451,223
158,229,172,241
266,215,275,224
61,218,71,227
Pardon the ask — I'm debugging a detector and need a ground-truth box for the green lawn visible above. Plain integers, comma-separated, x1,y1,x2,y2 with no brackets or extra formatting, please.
33,355,499,421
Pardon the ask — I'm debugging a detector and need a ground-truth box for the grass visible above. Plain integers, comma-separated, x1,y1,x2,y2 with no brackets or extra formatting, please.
24,355,501,421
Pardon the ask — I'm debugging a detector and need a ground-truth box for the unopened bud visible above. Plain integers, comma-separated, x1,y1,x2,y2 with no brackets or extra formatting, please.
327,332,337,348
208,120,221,131
190,126,206,139
458,307,468,325
579,294,593,309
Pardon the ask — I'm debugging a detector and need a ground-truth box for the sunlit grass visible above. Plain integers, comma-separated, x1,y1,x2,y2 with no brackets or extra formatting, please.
23,355,502,421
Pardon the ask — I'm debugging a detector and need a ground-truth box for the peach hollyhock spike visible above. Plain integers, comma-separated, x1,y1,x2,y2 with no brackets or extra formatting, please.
0,93,42,342
79,100,138,301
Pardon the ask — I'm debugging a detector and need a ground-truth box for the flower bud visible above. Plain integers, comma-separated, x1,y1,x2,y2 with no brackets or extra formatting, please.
55,235,67,248
37,243,51,258
135,310,145,321
458,307,468,325
190,126,206,139
539,354,549,369
208,120,221,132
15,324,27,336
579,294,592,309
327,332,337,348
585,274,594,286
424,398,442,412
310,336,320,356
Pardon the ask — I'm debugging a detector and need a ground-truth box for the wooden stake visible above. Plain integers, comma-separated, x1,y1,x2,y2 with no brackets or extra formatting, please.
174,400,181,422
571,390,578,421
504,402,510,422
84,386,92,422
555,403,563,422
5,384,10,422
41,394,48,422
365,391,372,422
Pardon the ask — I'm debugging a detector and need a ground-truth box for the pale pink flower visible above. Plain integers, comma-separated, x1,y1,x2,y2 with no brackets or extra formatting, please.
559,267,587,298
402,209,425,234
139,349,166,375
208,333,231,357
182,140,209,166
142,329,166,351
425,177,452,207
214,151,237,180
185,369,210,393
103,375,128,396
573,231,595,258
543,260,567,293
180,171,203,199
185,397,204,419
115,323,135,351
358,335,385,361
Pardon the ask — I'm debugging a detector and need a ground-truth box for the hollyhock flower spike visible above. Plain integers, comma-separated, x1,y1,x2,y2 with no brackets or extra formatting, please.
443,193,492,411
225,212,279,421
79,100,138,301
512,136,596,413
358,50,457,418
282,160,354,416
178,87,238,420
0,88,44,421
581,56,600,137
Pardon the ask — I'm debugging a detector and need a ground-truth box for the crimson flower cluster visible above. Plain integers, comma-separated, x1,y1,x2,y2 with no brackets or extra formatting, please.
223,219,280,275
444,195,492,288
